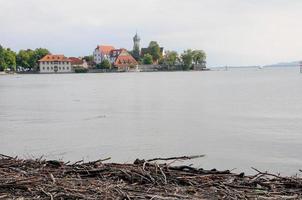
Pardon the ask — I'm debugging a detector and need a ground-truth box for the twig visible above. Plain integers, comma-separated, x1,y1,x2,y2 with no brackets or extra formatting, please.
147,155,205,162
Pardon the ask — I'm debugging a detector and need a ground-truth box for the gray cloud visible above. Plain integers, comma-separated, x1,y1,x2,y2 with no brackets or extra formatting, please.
0,0,301,66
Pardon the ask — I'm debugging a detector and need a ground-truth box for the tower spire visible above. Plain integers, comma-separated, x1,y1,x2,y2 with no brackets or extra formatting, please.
133,31,141,60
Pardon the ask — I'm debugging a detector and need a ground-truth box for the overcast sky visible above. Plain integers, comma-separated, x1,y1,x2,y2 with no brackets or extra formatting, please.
0,0,302,66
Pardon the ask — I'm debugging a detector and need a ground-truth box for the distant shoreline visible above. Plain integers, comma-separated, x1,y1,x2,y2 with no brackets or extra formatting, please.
0,68,210,75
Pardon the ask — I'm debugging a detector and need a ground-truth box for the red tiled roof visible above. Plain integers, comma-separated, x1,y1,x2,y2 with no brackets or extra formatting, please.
39,55,71,62
96,45,115,55
110,48,127,57
69,57,83,65
114,50,138,67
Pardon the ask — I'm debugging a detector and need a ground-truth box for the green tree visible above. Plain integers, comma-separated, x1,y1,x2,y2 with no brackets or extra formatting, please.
16,50,33,69
28,48,50,71
0,45,7,71
4,48,16,71
16,48,50,70
33,48,50,69
83,55,94,63
192,50,206,65
143,53,153,65
181,49,194,70
34,48,50,60
97,59,111,69
147,41,161,62
0,46,17,71
163,51,178,67
32,48,50,66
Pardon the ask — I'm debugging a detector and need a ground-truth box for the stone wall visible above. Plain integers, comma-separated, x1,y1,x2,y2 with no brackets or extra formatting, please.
138,65,161,72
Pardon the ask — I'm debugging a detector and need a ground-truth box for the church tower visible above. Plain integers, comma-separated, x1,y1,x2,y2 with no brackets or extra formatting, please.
133,32,141,60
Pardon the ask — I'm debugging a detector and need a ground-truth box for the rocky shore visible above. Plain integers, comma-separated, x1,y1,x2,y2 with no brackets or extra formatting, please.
0,154,301,199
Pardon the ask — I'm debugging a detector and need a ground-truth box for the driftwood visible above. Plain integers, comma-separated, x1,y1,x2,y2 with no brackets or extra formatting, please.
0,154,301,199
146,155,205,162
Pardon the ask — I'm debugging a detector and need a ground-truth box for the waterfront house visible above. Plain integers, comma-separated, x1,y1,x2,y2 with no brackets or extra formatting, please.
93,45,138,71
69,57,88,69
39,55,72,73
93,45,115,64
111,49,138,71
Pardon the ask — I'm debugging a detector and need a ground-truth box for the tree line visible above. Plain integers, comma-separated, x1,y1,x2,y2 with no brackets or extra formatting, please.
131,41,207,70
0,45,50,71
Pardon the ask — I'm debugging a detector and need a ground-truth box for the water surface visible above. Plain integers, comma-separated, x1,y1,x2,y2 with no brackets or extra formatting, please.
0,67,302,175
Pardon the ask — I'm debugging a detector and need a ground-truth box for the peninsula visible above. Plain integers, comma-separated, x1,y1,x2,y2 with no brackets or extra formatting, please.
0,33,207,74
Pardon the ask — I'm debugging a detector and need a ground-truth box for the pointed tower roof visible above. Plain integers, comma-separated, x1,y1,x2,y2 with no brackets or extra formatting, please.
133,32,141,41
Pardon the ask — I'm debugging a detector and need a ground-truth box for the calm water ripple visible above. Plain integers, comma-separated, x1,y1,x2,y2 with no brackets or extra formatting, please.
0,67,301,175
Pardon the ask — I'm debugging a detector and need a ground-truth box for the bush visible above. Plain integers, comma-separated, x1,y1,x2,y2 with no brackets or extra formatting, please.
96,59,111,69
74,68,88,73
143,54,153,65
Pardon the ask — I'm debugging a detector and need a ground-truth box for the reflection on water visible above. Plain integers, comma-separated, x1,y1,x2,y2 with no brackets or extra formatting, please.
0,67,302,175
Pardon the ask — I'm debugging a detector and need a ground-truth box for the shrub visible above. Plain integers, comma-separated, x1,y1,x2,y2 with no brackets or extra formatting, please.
143,54,153,65
97,59,111,69
74,68,88,73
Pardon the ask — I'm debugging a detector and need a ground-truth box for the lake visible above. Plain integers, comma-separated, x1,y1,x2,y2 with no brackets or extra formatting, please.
0,67,302,175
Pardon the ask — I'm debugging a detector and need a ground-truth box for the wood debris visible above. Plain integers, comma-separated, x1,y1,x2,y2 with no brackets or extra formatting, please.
0,154,301,199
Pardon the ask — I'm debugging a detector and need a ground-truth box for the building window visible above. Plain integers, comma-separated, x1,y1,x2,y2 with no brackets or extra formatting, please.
63,67,65,70
47,67,49,70
51,67,53,70
42,67,45,70
67,67,69,70
59,67,61,70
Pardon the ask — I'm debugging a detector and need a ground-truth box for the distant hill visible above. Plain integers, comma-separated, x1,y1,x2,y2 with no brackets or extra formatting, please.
264,61,301,68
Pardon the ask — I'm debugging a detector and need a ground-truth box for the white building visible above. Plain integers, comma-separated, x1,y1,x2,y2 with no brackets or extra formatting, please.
93,45,115,64
39,55,72,73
